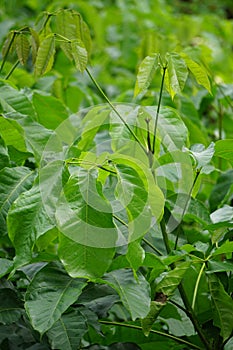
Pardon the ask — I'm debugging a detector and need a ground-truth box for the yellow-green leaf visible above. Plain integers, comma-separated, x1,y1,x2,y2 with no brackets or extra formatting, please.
134,53,159,97
165,52,188,99
71,39,88,72
15,33,30,65
34,35,55,76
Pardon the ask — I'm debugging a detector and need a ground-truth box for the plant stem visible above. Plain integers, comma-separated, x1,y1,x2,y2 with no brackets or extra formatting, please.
192,261,206,310
86,67,147,154
0,31,17,73
100,320,203,350
174,169,200,249
142,237,163,256
152,66,167,154
4,60,20,80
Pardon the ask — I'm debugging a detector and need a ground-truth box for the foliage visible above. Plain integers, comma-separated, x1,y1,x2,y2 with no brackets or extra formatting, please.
0,1,233,349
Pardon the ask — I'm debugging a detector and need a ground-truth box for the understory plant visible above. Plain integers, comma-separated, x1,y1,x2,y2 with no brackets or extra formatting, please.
0,6,233,350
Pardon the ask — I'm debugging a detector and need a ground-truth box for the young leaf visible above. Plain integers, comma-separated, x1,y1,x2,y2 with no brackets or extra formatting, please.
30,27,40,64
180,52,211,93
0,166,35,236
134,53,159,96
58,233,115,279
0,116,27,152
165,52,188,99
34,34,55,76
15,33,30,65
100,269,151,320
208,274,233,341
25,264,87,334
71,39,88,72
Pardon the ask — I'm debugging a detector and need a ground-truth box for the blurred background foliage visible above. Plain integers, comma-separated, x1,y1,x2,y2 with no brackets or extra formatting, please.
0,0,233,141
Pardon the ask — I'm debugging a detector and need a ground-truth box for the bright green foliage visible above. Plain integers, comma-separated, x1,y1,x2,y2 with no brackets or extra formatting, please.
0,3,233,350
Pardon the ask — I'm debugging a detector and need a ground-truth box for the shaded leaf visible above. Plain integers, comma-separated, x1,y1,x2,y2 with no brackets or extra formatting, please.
208,273,233,341
209,169,233,212
0,258,13,278
100,269,151,320
25,264,87,334
0,289,22,324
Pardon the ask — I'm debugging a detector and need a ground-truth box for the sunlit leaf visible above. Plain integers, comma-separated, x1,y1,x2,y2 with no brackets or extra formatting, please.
134,53,159,96
165,52,188,99
15,33,30,65
35,35,55,76
215,139,233,165
71,39,88,72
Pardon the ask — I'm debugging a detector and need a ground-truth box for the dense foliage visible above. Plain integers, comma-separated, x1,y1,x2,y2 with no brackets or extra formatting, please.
0,1,233,349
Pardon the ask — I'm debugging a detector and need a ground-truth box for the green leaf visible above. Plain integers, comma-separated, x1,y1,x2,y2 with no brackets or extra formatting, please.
25,264,87,334
0,289,23,324
165,52,188,99
187,142,215,170
1,31,16,60
134,53,159,96
142,262,191,335
32,93,69,129
7,183,55,268
207,260,233,273
15,33,30,65
0,258,13,278
47,309,88,350
58,233,115,279
210,205,233,225
215,139,233,165
0,116,26,152
55,169,118,248
212,241,233,256
101,269,151,320
208,273,233,341
126,240,145,273
0,166,35,235
71,39,88,72
180,52,211,93
35,35,55,76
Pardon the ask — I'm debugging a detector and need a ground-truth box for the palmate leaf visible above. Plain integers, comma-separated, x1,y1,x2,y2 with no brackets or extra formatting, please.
100,269,151,321
34,34,55,76
165,52,188,99
58,233,115,279
0,166,35,235
134,53,159,96
7,183,55,269
25,264,87,334
47,309,88,350
208,274,233,341
15,33,30,65
142,261,191,335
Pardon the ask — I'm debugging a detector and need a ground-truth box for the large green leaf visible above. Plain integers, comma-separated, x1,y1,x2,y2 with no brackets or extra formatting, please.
55,169,118,248
165,52,188,99
215,139,233,165
0,138,9,170
134,53,159,96
0,166,35,235
25,264,87,334
47,309,88,350
35,35,55,76
58,233,115,279
0,289,23,324
100,269,151,320
209,169,233,212
7,183,55,268
0,115,27,152
33,93,69,129
208,273,233,341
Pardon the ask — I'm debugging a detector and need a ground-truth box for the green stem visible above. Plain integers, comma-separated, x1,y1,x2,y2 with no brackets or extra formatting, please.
192,262,206,310
86,67,147,154
152,66,167,154
0,31,17,73
100,320,203,350
174,170,200,249
4,60,20,80
142,237,163,256
160,217,171,254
